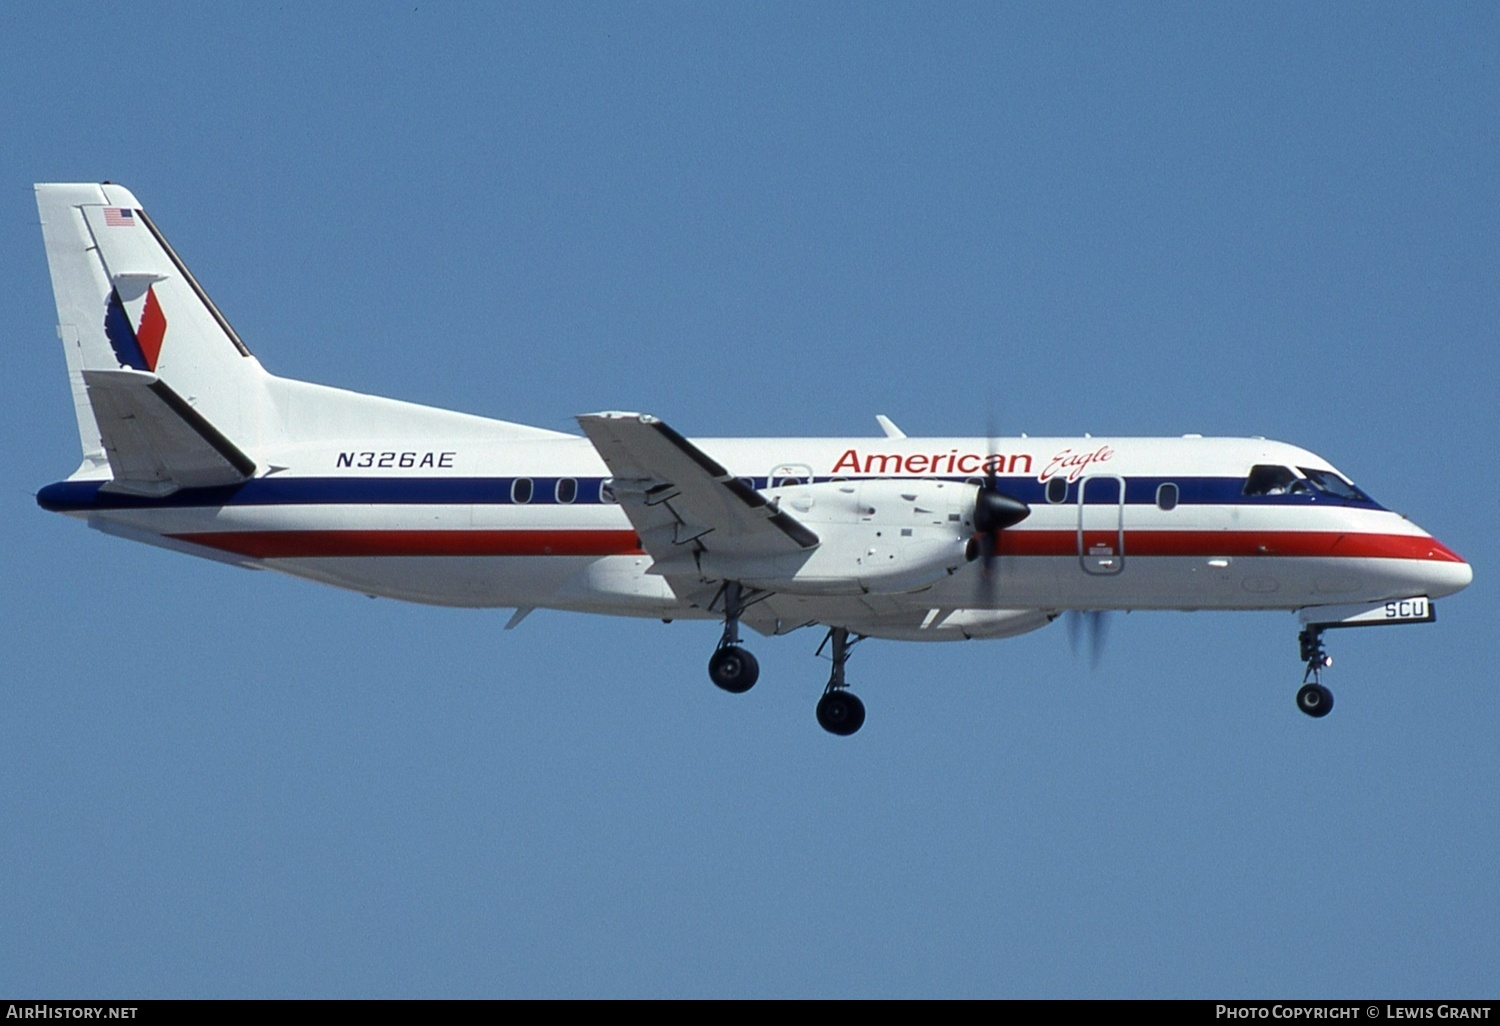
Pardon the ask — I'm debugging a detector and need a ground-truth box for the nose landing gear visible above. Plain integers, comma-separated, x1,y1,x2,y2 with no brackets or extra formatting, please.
1296,627,1334,718
815,627,866,736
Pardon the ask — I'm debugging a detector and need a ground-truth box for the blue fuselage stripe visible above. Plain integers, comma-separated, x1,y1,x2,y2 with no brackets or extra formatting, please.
35,475,1387,514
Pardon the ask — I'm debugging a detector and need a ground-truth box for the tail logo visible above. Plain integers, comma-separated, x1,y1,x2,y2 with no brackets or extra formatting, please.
103,285,168,372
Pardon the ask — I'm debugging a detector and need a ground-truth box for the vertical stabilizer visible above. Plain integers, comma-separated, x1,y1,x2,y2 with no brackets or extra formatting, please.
36,183,268,469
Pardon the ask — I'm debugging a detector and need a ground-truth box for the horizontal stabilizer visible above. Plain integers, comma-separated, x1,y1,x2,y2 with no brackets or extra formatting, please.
83,368,256,494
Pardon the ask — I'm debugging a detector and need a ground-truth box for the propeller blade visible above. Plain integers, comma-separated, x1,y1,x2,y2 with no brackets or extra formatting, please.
1066,610,1112,670
969,421,1031,606
1087,609,1110,670
976,531,998,605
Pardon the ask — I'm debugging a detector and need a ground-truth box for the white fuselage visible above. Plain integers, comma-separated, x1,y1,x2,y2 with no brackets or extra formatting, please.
30,181,1474,729
41,426,1472,641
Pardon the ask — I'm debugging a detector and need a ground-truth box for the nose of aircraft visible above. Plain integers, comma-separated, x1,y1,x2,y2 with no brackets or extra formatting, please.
1421,537,1473,599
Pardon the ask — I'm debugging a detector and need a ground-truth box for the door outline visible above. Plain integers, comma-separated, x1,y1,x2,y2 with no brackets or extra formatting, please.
768,463,815,487
1077,474,1125,575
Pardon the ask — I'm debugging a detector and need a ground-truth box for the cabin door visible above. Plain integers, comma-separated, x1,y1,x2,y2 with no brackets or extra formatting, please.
1077,475,1125,575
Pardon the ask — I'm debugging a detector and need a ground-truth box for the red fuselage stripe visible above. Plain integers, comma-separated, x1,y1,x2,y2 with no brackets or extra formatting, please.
167,528,1464,563
172,529,647,558
997,530,1465,562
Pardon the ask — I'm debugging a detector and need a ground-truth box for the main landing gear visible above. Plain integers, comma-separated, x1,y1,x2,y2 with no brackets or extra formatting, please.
703,584,866,736
708,581,759,694
814,627,866,737
1296,626,1335,718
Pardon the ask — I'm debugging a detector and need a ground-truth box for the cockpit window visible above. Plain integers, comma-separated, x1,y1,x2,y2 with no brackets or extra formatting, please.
1298,468,1370,502
1243,465,1301,496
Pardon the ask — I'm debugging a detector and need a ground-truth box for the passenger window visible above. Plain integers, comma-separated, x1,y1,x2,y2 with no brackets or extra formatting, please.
556,478,577,504
1242,465,1299,496
511,478,533,504
1046,478,1068,504
1156,483,1179,511
599,479,617,504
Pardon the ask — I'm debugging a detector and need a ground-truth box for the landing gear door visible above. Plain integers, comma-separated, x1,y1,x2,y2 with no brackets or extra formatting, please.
1078,475,1125,575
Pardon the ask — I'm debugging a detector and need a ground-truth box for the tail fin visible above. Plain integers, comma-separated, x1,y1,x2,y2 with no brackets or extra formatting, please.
38,183,572,488
36,183,267,478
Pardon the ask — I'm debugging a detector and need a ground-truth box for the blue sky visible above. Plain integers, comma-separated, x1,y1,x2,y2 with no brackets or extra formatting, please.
3,2,1496,998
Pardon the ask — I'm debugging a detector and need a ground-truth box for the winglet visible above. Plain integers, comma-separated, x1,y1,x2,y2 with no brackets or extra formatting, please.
875,414,906,439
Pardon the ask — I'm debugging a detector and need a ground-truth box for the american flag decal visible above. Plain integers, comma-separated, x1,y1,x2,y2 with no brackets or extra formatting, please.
103,207,135,227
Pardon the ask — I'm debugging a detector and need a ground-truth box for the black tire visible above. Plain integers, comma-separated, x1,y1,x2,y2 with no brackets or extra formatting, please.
708,646,758,693
1296,682,1334,718
816,690,866,736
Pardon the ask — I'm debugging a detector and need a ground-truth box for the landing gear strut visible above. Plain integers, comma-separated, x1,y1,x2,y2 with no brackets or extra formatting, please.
1296,626,1334,718
708,581,759,694
815,627,866,736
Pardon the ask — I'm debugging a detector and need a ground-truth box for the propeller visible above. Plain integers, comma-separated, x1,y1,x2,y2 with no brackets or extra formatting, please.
1066,609,1112,670
967,427,1031,602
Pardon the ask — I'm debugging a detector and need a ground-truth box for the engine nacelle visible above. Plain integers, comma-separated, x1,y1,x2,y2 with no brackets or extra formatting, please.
699,479,978,596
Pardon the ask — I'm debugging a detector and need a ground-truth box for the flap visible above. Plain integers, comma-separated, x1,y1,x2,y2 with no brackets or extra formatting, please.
577,412,818,574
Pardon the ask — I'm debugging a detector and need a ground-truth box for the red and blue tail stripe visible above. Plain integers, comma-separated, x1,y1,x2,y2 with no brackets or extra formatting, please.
102,285,167,372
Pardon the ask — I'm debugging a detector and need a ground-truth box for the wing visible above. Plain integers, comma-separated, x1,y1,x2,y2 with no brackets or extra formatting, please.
576,412,818,593
83,368,256,494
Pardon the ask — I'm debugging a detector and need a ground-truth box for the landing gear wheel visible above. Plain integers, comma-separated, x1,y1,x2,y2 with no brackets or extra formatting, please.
816,690,866,736
709,645,759,693
1297,682,1334,718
